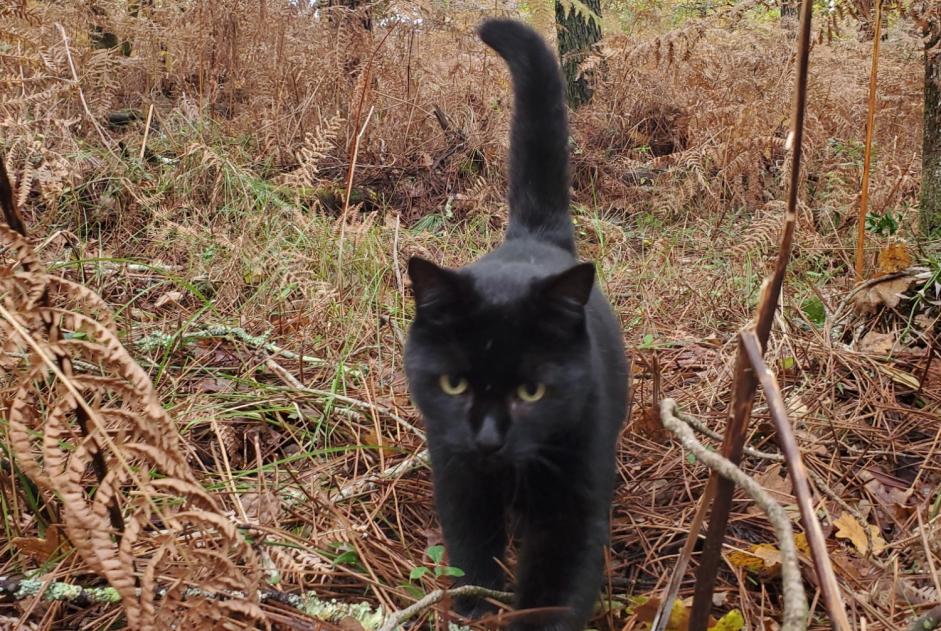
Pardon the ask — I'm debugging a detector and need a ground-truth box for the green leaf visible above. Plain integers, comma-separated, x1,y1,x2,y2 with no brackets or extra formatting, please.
865,211,899,236
780,356,796,370
332,549,359,567
686,452,697,465
398,582,425,599
412,213,444,234
801,297,825,327
426,545,445,565
409,567,430,581
708,608,745,631
439,566,465,578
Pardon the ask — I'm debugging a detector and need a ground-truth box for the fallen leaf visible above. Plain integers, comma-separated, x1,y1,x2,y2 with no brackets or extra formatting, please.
854,276,914,313
833,511,886,556
784,397,809,420
795,533,811,556
631,595,698,630
13,524,63,563
154,290,184,308
760,617,782,631
752,544,782,567
830,549,876,582
728,543,781,577
876,241,912,275
915,313,938,331
241,491,281,526
860,468,914,519
859,330,898,355
338,617,367,631
709,609,745,631
756,464,793,500
636,401,668,442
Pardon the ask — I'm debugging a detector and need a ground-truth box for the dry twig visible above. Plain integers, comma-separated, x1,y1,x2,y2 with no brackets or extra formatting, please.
684,0,817,624
741,330,849,627
377,584,513,631
660,398,808,630
855,0,883,281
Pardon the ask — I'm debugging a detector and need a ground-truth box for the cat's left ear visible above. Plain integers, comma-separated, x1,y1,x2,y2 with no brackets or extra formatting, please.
541,262,595,307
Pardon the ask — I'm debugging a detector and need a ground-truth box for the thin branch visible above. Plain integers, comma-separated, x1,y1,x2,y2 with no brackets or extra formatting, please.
686,0,813,621
669,401,866,527
661,399,808,631
54,23,119,161
139,103,155,161
855,0,883,281
741,330,851,630
916,509,941,599
334,448,430,501
378,584,513,631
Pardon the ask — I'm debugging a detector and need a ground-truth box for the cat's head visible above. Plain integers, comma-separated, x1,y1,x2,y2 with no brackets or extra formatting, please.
404,256,595,467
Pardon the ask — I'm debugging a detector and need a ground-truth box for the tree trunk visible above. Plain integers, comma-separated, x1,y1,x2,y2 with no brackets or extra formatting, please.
780,0,797,28
920,36,941,236
555,0,602,109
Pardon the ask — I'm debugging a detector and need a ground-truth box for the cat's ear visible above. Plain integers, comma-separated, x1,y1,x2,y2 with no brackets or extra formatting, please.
541,262,595,307
408,256,467,313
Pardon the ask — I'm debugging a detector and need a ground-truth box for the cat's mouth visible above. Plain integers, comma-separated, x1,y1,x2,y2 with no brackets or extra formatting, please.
470,447,510,471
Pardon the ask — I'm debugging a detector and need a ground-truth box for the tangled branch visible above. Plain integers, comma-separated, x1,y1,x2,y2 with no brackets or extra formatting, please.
660,398,808,631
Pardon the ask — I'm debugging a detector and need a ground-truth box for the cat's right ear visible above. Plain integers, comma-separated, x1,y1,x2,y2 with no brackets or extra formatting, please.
407,257,467,314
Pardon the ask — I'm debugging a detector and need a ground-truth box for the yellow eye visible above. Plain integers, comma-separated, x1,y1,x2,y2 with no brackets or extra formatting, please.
516,382,546,403
439,374,469,396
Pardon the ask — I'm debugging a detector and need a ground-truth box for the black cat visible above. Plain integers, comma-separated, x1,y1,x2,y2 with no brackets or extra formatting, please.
404,18,629,631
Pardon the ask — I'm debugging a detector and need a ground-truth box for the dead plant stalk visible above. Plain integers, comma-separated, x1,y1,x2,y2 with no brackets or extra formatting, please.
855,0,883,281
740,331,851,629
54,23,119,161
337,24,397,289
660,399,808,631
665,0,820,625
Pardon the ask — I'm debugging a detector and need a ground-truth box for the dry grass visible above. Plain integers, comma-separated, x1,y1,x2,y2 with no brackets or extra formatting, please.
1,1,939,629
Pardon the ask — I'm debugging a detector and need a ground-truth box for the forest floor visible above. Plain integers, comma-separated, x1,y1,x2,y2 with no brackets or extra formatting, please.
1,1,940,630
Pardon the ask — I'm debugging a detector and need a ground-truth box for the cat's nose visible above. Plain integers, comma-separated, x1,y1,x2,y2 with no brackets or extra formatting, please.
474,414,504,454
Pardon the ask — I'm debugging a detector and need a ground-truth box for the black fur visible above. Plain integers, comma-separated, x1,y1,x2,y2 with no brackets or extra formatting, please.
404,18,629,630
478,18,573,253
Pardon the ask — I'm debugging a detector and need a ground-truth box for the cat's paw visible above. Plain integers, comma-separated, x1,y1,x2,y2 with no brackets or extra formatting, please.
507,613,581,631
453,596,498,620
508,622,578,631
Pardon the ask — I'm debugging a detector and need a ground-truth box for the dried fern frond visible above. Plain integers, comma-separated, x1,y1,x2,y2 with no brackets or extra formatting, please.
731,200,788,257
280,113,344,189
0,157,272,629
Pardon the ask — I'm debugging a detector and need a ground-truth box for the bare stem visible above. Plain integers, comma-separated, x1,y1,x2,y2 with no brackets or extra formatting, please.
661,399,808,631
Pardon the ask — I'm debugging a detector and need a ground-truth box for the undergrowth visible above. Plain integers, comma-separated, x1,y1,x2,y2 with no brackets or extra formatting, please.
1,0,938,629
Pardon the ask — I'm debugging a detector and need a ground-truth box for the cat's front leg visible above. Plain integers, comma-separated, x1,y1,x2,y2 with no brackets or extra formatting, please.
430,453,507,617
510,510,608,631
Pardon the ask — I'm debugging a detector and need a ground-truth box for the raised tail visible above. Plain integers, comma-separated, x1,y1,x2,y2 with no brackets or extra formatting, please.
478,19,574,253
